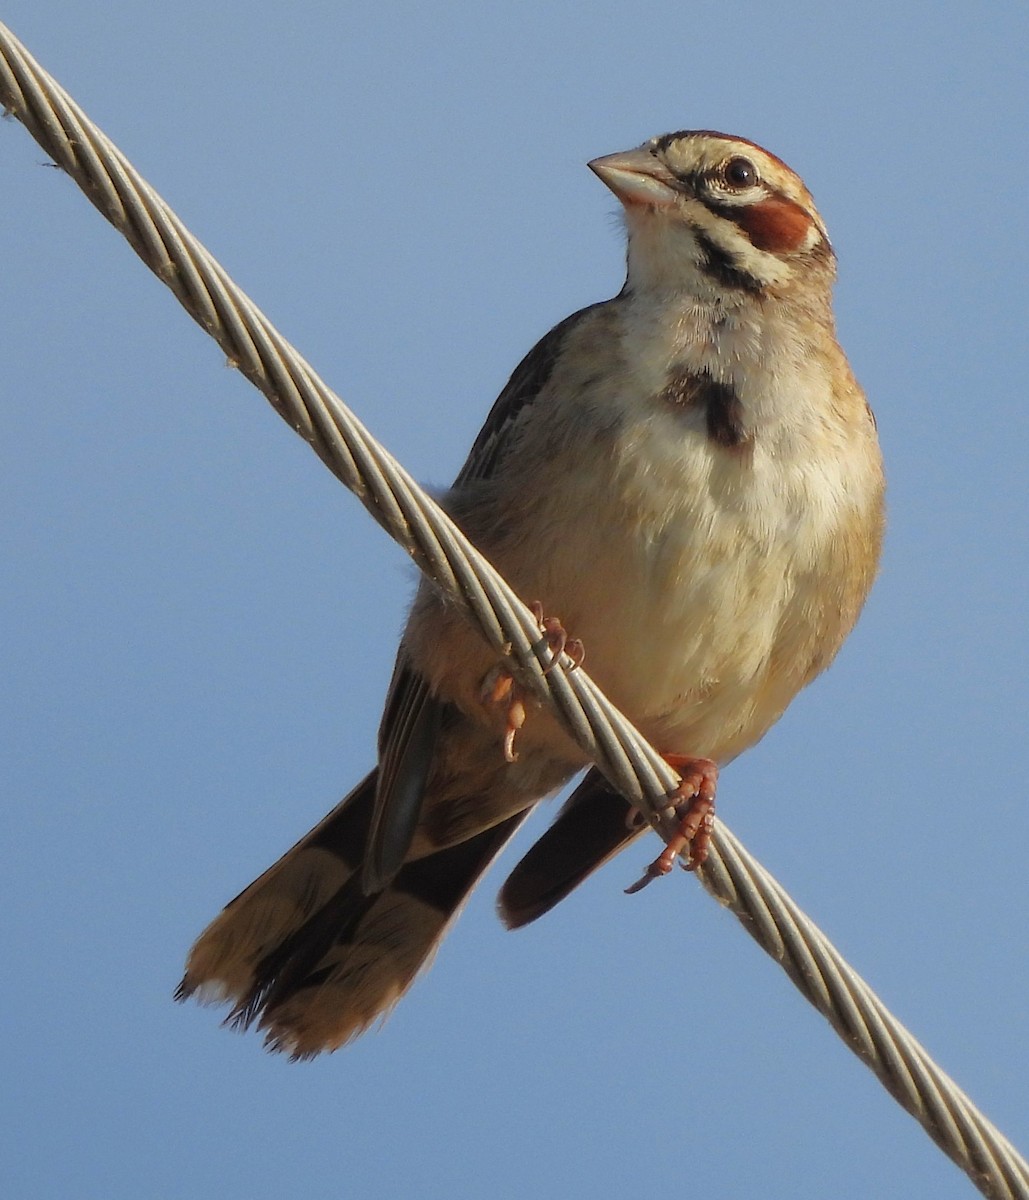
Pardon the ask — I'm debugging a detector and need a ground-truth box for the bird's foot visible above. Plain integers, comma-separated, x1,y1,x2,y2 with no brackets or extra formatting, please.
480,666,527,763
530,601,585,674
624,755,718,893
481,605,584,762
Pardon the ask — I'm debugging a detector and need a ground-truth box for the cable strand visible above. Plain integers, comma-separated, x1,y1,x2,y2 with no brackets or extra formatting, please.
1,21,1025,1200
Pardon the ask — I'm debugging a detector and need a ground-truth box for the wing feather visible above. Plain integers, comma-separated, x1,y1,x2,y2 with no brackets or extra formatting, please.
363,302,608,889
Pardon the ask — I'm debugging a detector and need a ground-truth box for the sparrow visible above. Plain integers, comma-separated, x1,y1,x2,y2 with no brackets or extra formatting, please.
177,130,885,1058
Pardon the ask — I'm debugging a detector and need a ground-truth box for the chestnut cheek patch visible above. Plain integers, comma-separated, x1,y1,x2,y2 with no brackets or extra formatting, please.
736,196,814,253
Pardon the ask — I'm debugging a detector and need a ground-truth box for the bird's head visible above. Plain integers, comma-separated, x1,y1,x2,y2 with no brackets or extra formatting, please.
590,130,834,301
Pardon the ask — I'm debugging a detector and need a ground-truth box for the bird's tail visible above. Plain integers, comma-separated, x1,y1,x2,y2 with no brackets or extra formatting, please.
176,771,526,1058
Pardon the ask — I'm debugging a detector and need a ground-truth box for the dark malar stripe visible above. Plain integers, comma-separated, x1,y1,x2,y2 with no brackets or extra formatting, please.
694,230,765,295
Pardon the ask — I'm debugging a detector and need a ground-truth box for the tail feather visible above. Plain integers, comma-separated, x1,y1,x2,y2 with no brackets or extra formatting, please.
176,773,376,1008
498,769,645,929
177,772,529,1059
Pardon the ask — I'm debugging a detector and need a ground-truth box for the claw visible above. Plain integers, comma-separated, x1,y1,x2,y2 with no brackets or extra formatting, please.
624,805,649,832
481,605,585,762
624,756,718,893
502,695,526,763
480,667,527,762
531,602,585,674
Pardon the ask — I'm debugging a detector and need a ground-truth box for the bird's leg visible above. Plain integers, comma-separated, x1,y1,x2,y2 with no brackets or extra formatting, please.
480,604,584,762
624,755,718,893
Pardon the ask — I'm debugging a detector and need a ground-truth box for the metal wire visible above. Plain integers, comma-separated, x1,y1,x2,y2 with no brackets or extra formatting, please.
1,20,1025,1200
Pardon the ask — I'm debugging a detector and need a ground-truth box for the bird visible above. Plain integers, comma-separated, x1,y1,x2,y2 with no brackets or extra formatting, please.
177,129,885,1058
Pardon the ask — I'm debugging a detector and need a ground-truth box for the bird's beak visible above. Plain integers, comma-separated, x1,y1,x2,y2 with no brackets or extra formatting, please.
588,147,680,209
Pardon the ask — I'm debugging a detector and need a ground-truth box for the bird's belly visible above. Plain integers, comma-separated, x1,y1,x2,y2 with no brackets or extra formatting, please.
496,434,847,764
410,414,857,770
537,523,808,762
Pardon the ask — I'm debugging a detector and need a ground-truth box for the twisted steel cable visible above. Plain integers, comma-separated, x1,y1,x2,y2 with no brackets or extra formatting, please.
1,21,1025,1200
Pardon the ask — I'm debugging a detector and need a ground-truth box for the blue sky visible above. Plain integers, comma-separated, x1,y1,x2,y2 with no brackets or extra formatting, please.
2,3,1026,1198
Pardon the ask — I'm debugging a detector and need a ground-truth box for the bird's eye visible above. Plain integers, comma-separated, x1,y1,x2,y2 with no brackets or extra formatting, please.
722,157,758,188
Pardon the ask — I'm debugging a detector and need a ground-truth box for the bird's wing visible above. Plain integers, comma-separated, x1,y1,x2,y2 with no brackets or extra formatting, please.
454,302,606,486
361,656,445,893
361,303,608,894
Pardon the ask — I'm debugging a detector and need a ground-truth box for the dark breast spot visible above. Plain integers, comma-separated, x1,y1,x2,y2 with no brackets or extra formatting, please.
660,368,750,449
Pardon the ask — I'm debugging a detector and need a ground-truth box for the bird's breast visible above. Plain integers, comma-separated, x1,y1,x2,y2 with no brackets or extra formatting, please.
474,371,879,762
